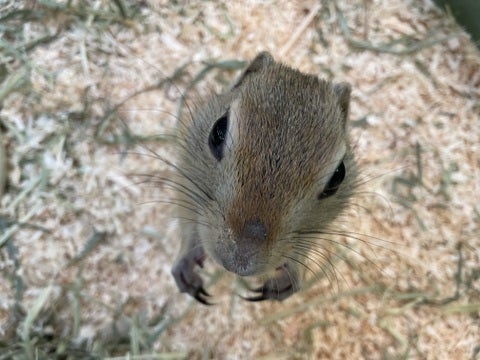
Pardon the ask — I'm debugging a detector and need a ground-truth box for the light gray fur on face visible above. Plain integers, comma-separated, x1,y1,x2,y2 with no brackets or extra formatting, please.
172,52,355,303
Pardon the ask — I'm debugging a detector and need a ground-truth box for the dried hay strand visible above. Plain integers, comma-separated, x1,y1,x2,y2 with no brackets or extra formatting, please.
0,0,479,359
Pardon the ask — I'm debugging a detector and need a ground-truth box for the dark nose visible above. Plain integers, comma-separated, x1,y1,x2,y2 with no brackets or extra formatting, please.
239,220,267,246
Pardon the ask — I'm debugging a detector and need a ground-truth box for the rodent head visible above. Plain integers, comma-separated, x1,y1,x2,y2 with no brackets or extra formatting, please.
179,52,356,277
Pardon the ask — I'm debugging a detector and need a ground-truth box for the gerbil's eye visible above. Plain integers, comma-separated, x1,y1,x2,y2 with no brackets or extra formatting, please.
208,111,229,161
318,161,345,199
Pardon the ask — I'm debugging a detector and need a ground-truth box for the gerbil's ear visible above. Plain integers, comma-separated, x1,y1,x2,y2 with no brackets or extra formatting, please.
333,82,351,121
233,52,275,89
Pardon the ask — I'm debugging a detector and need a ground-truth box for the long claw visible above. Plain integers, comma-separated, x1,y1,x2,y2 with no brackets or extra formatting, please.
240,263,299,301
194,292,211,305
242,283,265,293
194,287,213,305
195,294,212,305
241,294,268,302
198,287,211,297
250,286,265,293
239,290,268,302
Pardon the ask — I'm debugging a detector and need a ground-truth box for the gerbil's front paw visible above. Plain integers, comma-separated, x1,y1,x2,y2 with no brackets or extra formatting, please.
171,248,212,305
244,264,300,302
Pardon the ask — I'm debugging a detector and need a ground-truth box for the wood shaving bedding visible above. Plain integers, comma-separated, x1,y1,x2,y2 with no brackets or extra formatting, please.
0,0,479,358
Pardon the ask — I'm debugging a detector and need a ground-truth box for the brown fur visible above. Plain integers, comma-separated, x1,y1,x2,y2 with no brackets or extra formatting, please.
172,52,356,303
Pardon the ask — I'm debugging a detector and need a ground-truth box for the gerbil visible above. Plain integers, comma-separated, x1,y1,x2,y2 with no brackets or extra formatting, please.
171,52,356,304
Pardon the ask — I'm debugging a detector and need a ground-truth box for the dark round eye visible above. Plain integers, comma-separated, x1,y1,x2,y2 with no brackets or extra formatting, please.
208,111,229,161
318,161,345,199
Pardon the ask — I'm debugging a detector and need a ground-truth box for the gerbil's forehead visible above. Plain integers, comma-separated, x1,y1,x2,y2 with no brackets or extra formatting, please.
235,65,344,136
227,65,347,200
240,65,334,113
230,65,346,170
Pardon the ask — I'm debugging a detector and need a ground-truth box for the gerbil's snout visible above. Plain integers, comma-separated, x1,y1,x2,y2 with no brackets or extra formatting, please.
240,220,267,245
214,220,269,277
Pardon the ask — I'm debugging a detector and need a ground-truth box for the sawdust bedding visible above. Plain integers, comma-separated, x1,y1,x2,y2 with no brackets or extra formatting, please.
0,0,479,358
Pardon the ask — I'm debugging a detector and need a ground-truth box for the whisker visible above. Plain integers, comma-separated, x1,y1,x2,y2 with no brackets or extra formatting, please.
134,143,215,203
292,249,335,287
136,198,204,217
290,248,340,291
282,253,316,280
351,166,408,188
175,217,211,229
298,227,399,248
131,173,211,211
322,229,401,248
291,235,385,276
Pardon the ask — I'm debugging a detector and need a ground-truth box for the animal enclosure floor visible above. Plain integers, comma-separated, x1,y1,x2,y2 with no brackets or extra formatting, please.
0,0,479,358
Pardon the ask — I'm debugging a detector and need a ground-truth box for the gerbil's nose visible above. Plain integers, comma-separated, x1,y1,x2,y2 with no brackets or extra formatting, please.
216,220,268,276
239,220,267,245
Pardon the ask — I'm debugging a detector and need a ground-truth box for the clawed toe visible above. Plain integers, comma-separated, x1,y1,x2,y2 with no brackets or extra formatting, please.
240,264,299,302
241,293,268,302
241,283,294,302
194,287,213,305
240,284,269,302
172,253,215,305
